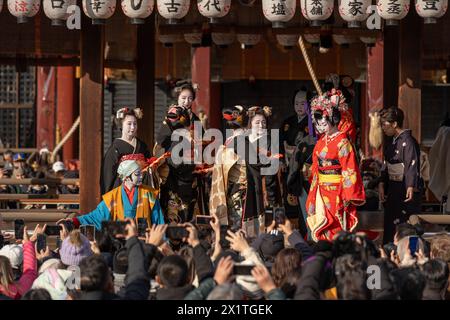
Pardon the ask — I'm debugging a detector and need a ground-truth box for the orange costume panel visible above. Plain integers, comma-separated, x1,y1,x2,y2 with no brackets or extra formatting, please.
306,132,365,241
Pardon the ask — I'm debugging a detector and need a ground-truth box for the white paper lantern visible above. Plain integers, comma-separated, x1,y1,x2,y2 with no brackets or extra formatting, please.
197,0,231,24
360,36,378,47
303,33,320,46
376,0,410,25
157,0,190,24
338,0,371,28
237,33,261,49
121,0,154,24
159,33,183,47
276,34,299,49
83,0,116,24
415,0,448,23
7,0,40,23
262,0,296,28
212,31,235,48
184,32,202,47
43,0,76,26
301,0,334,26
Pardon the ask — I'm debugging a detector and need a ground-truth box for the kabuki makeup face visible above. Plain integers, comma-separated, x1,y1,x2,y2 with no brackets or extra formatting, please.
122,115,138,140
294,91,307,117
314,117,331,135
250,114,267,137
128,169,142,186
178,89,194,109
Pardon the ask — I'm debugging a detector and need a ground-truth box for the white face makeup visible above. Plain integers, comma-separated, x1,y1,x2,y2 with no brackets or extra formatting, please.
122,115,138,139
250,114,267,137
128,169,142,186
294,91,307,117
315,117,331,134
178,89,194,109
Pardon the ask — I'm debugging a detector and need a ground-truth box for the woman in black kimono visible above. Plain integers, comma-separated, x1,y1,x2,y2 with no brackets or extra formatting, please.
155,83,202,153
100,107,151,194
159,106,198,224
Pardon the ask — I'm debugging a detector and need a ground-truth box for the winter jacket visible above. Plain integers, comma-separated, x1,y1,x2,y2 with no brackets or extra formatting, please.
294,253,332,300
0,241,37,299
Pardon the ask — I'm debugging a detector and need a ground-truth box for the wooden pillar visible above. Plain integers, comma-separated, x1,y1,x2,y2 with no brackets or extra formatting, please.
36,67,56,150
398,12,422,141
79,19,104,213
136,15,155,149
383,27,399,108
56,67,76,162
191,47,210,127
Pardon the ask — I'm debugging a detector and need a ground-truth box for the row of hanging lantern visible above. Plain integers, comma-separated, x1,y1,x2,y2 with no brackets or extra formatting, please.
158,30,378,49
2,0,447,25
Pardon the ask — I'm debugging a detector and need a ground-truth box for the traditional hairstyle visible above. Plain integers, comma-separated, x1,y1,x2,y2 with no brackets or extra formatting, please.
174,80,198,101
222,105,248,129
247,106,272,129
115,107,143,128
310,89,347,127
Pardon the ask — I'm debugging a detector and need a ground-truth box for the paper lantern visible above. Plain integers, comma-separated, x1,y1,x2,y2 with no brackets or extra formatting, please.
7,0,40,23
121,0,154,24
157,0,190,24
415,0,448,23
83,0,116,24
338,0,371,28
332,34,356,48
237,33,261,49
303,33,320,46
360,36,377,47
184,32,202,47
212,31,235,48
159,33,183,47
376,0,410,26
43,0,76,26
301,0,334,26
262,0,296,28
197,0,231,24
276,34,299,49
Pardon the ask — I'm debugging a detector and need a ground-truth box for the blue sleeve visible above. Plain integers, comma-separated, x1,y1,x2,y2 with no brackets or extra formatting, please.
78,201,111,230
151,199,165,225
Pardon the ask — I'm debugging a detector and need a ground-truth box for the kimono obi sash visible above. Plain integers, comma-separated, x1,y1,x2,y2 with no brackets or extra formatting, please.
318,158,342,176
102,185,157,224
387,163,404,182
318,173,342,184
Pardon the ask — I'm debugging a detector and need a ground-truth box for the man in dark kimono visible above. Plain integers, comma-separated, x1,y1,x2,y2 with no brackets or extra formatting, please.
378,107,423,243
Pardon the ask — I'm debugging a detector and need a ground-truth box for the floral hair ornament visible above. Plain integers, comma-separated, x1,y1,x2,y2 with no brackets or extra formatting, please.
247,106,272,118
116,107,144,120
310,89,348,117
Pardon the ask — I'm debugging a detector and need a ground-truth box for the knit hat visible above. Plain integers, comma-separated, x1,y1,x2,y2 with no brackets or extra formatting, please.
39,258,61,274
52,161,66,173
59,231,93,266
117,160,140,180
0,244,23,269
258,233,285,262
113,247,128,275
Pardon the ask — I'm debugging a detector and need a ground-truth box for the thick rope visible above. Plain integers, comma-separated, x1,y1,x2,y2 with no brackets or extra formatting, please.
298,35,323,96
50,116,80,163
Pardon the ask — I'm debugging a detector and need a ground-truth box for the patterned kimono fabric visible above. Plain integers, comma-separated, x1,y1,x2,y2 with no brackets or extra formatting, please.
306,131,365,242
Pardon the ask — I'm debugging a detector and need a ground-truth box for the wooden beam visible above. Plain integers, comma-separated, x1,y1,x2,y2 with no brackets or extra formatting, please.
136,15,155,149
79,17,105,213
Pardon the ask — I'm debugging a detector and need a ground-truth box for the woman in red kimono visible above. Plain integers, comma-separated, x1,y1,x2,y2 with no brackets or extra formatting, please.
306,89,365,242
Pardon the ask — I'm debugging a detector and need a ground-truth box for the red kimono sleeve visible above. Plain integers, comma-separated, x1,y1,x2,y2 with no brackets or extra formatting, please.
337,137,365,205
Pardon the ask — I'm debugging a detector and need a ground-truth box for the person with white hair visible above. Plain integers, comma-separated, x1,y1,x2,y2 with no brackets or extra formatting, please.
58,160,164,230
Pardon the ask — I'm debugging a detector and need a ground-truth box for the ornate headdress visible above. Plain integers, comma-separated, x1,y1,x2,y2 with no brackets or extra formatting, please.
247,106,272,118
116,107,144,120
310,89,348,118
222,105,248,129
